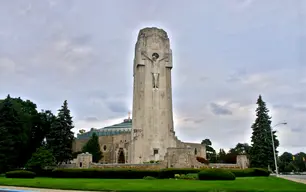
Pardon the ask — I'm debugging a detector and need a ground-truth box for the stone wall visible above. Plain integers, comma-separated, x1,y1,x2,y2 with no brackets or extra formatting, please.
64,153,248,169
70,152,92,168
73,133,131,164
236,155,249,169
165,148,205,168
209,163,240,169
90,163,165,170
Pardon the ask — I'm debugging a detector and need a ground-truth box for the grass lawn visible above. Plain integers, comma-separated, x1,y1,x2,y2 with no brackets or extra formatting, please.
0,177,305,192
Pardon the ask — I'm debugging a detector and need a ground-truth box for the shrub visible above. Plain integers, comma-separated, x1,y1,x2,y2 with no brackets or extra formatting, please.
5,170,36,178
252,168,270,176
52,168,160,179
143,176,157,180
198,169,236,180
176,173,198,180
159,168,199,179
230,168,270,177
196,156,209,165
25,147,56,171
27,168,54,177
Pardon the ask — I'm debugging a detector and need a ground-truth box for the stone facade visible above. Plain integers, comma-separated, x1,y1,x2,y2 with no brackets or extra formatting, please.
73,127,131,164
72,122,206,167
236,154,250,169
130,27,177,164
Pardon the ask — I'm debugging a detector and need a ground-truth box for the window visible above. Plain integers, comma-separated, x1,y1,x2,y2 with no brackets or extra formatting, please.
103,145,107,151
153,149,159,155
194,148,197,155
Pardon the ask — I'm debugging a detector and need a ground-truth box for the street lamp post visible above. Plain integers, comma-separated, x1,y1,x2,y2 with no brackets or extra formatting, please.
271,122,287,177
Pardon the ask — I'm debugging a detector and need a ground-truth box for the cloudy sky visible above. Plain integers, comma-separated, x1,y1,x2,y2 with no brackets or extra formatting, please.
0,0,305,154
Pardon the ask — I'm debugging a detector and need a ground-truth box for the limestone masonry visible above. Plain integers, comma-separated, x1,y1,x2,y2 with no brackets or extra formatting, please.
131,27,178,164
73,27,250,168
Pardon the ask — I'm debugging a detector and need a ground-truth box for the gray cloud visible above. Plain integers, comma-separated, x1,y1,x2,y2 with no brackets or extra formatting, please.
209,103,233,116
273,104,306,113
0,0,305,154
106,101,129,114
85,116,99,122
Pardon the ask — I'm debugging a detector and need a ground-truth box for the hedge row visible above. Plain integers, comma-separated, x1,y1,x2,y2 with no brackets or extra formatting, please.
230,168,270,177
49,168,269,179
5,170,36,178
198,169,236,180
52,169,160,179
5,168,269,179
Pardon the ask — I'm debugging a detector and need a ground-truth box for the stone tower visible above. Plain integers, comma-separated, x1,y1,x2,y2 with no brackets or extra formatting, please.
130,27,176,164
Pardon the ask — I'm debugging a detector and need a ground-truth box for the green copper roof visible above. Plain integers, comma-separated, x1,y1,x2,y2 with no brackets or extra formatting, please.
77,119,132,139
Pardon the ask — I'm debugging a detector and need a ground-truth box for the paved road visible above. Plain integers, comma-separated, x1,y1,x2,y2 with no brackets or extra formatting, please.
280,174,306,179
279,175,306,184
288,175,306,179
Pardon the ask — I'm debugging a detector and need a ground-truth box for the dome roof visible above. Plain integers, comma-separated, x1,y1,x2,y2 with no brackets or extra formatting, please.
77,119,132,139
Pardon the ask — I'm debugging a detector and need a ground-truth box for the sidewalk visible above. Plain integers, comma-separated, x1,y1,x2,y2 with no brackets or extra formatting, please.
0,186,95,192
278,176,306,184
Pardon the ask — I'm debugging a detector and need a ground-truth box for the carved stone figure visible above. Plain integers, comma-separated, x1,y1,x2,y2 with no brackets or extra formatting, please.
141,51,169,88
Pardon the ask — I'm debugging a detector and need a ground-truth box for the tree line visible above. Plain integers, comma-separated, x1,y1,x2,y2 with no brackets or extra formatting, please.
0,95,74,172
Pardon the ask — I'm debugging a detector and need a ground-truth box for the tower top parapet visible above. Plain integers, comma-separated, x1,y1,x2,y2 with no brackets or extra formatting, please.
137,27,168,40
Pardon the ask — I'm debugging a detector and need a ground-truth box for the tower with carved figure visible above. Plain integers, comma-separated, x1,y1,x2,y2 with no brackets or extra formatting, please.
130,27,176,164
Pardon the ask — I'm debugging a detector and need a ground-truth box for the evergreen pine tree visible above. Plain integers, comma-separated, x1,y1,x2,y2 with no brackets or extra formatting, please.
82,133,103,163
0,95,25,172
47,100,74,164
249,95,279,169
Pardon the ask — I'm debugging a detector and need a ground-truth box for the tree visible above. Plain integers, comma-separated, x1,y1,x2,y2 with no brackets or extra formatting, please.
26,146,55,171
278,152,293,172
0,95,25,172
82,133,103,163
249,95,279,170
284,162,298,172
36,110,55,146
292,152,306,172
201,138,216,163
47,100,74,164
233,143,251,155
217,149,227,163
79,129,86,134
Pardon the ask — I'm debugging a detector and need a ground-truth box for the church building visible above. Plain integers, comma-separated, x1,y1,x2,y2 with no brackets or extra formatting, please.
73,27,206,166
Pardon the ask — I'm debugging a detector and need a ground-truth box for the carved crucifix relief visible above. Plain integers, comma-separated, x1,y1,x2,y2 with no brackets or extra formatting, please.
141,51,169,89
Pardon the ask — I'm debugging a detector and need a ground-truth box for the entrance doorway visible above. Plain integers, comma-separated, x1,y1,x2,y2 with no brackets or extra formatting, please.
117,148,125,164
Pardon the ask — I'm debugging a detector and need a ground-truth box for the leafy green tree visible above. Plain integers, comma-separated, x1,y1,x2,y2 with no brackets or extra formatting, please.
201,138,216,162
217,149,227,163
284,162,298,172
249,95,279,170
82,133,103,163
0,95,25,172
47,100,74,164
26,146,55,171
0,97,54,167
278,152,293,172
233,143,251,155
292,152,306,172
36,110,56,146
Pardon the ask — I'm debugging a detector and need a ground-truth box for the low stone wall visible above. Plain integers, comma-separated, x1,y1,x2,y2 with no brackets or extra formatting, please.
59,162,245,169
89,163,165,170
58,163,77,169
209,163,240,169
